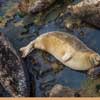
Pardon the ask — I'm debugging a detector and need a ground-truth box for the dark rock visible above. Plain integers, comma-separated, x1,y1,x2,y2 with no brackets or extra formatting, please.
96,84,100,93
49,84,81,97
0,32,30,97
18,0,56,14
68,0,100,28
88,67,100,79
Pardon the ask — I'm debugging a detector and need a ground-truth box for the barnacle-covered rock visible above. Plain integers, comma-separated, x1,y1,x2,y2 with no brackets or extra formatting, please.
68,0,100,28
0,32,30,97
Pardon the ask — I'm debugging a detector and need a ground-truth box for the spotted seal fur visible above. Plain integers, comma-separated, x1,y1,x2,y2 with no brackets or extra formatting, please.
20,31,100,71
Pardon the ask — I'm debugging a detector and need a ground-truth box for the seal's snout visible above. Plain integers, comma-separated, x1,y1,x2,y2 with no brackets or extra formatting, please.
91,54,100,66
95,55,100,62
95,55,100,67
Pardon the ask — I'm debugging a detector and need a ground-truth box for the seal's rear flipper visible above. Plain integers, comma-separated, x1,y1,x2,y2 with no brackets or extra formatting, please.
20,40,35,58
20,47,29,58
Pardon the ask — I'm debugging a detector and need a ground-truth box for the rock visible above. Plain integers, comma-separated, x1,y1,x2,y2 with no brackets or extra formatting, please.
0,32,30,97
80,78,100,97
18,0,56,14
88,67,100,79
0,0,5,7
49,84,81,97
68,0,100,28
64,16,81,29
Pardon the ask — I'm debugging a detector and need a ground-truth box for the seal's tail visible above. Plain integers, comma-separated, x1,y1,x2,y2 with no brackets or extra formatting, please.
20,40,35,58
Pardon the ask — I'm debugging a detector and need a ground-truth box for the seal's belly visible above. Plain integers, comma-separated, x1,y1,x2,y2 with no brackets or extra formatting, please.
38,35,89,70
64,59,90,71
34,32,94,71
64,53,91,71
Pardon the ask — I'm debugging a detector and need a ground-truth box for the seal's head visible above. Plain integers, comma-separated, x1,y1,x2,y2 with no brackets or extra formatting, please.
88,53,100,78
90,53,100,67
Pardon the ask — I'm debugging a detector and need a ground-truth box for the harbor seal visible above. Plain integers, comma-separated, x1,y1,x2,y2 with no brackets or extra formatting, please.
20,31,100,71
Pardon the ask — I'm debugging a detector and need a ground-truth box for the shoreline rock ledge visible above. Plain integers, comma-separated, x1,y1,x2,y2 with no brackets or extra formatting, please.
0,32,30,97
68,0,100,28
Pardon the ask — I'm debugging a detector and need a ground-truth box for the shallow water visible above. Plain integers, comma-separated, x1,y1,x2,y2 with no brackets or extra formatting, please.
0,0,100,97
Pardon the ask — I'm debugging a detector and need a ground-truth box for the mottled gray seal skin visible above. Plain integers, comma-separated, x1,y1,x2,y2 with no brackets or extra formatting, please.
20,31,100,71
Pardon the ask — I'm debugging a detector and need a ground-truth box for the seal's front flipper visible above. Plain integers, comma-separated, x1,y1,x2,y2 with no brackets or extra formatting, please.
62,53,72,62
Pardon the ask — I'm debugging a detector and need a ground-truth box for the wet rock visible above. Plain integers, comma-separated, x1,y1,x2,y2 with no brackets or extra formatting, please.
0,0,5,7
18,0,56,14
68,0,100,28
0,32,30,97
49,84,81,97
88,67,100,79
96,84,100,93
80,78,100,97
0,84,10,97
0,2,18,28
64,16,81,29
1,0,100,97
